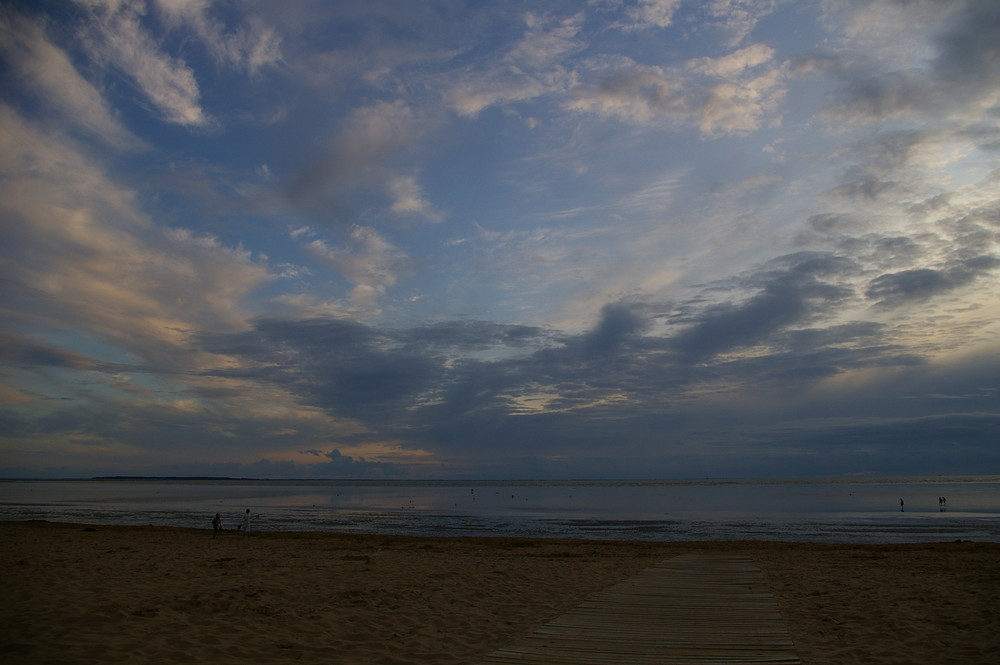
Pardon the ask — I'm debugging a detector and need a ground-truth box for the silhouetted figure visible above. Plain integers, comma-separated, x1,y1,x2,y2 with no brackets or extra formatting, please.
900,498,904,512
241,508,251,537
212,512,222,537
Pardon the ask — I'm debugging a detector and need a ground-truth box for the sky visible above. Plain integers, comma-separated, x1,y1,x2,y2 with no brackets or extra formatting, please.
1,0,998,480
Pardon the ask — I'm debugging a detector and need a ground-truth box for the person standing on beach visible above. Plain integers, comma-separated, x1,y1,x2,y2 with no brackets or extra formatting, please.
212,512,222,537
241,508,251,537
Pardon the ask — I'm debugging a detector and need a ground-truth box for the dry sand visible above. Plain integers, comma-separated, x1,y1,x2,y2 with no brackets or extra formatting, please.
1,521,997,664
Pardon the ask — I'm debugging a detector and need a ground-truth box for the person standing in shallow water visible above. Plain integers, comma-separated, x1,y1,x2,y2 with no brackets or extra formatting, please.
212,512,222,537
241,508,251,536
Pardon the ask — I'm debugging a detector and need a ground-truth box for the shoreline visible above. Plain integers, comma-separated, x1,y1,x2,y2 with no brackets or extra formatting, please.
2,521,998,664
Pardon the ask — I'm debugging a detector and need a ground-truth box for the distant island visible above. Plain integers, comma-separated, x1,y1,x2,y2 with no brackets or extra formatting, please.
90,476,258,481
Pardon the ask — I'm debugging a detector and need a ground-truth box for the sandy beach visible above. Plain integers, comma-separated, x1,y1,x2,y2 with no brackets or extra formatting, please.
1,521,997,664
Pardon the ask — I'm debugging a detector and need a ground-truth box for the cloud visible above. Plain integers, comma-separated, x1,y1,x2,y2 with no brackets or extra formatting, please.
0,12,144,150
865,256,1000,307
74,0,209,126
196,317,442,421
826,66,927,123
565,64,688,124
388,176,442,221
689,43,775,78
582,302,651,356
196,317,555,420
443,12,581,117
4,0,999,479
0,103,271,372
186,274,916,459
509,12,585,69
670,253,854,361
0,333,106,371
445,74,550,118
621,0,683,30
808,0,1000,132
285,100,431,224
286,448,402,477
566,44,784,135
399,321,549,351
705,0,781,47
933,0,1000,88
303,226,410,311
151,0,282,73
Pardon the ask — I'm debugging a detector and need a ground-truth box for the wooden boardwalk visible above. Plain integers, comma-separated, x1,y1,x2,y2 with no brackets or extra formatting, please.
477,554,800,664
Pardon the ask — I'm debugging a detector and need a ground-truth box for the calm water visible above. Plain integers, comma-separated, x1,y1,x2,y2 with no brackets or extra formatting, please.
1,477,998,543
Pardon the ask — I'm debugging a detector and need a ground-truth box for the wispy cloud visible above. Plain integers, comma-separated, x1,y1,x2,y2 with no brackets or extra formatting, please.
619,0,683,30
151,0,282,73
443,12,582,117
0,12,144,150
74,0,209,127
303,226,411,312
388,176,442,221
0,104,270,372
566,43,785,135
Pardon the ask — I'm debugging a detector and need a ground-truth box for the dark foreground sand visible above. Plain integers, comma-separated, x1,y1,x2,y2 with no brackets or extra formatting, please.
1,521,997,664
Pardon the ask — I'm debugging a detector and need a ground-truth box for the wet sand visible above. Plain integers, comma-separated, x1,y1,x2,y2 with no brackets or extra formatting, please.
1,521,997,664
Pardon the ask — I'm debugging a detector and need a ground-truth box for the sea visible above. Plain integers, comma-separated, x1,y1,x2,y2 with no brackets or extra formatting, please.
1,476,998,544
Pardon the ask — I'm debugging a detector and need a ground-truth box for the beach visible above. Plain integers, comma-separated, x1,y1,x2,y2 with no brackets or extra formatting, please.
1,521,997,664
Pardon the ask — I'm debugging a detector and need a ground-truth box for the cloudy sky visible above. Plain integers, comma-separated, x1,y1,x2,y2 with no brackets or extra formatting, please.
1,0,998,480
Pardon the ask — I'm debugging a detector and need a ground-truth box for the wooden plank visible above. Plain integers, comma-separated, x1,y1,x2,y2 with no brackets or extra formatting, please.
476,554,800,665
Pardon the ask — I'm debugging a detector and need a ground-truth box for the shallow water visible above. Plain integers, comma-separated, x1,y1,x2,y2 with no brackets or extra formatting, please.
1,476,997,543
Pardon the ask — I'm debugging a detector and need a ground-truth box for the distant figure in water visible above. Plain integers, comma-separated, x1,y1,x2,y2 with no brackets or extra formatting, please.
241,508,251,537
212,512,222,537
900,498,904,512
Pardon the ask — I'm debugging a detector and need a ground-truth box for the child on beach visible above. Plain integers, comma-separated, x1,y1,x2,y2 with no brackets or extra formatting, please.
212,512,222,537
241,509,251,536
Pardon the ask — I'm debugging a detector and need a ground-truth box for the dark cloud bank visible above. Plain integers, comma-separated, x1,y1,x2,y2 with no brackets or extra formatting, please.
173,242,1000,479
4,229,997,479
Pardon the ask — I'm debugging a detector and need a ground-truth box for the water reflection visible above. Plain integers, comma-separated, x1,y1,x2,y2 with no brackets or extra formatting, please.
2,477,998,543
